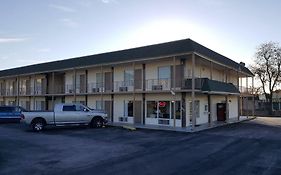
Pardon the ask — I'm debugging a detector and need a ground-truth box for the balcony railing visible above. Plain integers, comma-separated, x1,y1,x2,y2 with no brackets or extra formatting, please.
88,82,104,93
19,88,27,95
75,84,87,93
0,89,5,96
53,85,65,94
181,78,204,90
146,79,171,91
114,80,134,92
239,86,252,94
66,84,74,94
5,88,17,96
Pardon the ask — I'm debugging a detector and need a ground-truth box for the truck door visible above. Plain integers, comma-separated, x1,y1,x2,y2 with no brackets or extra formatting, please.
55,105,84,124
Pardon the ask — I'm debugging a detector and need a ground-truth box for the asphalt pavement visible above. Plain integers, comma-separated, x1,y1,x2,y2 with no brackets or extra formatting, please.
1,117,281,175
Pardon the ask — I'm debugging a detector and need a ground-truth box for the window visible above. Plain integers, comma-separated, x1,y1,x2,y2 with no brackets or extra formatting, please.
0,107,13,112
96,73,103,88
158,101,170,119
158,66,171,80
124,100,133,117
76,104,88,111
171,101,181,119
63,105,76,111
35,101,45,110
96,101,104,110
124,70,134,86
146,101,157,118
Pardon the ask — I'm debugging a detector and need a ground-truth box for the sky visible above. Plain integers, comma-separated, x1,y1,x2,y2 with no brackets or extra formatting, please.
0,0,281,70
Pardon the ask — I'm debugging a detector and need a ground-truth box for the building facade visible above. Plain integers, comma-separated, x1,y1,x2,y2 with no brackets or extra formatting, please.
0,39,254,128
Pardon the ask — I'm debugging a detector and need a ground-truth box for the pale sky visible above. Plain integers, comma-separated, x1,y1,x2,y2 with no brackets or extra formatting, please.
0,0,280,70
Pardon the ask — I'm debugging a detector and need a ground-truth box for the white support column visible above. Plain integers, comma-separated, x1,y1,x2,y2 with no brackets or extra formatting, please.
16,76,19,106
210,61,213,80
100,65,103,104
246,77,249,118
51,72,55,110
252,76,255,117
191,53,196,129
237,70,240,121
225,96,229,122
73,69,77,103
173,57,176,128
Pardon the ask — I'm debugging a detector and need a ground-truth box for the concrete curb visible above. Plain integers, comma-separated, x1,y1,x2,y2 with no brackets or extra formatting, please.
107,117,256,133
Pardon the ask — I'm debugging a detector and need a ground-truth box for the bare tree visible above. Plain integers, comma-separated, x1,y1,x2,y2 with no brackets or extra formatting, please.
251,42,281,114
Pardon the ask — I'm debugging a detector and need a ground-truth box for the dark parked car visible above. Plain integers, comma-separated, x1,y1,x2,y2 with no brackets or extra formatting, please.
0,106,26,123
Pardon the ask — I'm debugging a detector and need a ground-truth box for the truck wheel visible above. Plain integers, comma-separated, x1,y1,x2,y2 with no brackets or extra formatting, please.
91,117,103,128
31,119,45,132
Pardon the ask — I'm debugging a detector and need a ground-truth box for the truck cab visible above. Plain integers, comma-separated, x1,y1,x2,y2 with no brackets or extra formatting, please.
22,103,108,131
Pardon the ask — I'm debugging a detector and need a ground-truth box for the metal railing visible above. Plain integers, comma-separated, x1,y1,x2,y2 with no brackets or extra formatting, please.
146,78,171,91
66,84,74,94
75,84,87,93
88,82,104,93
239,86,252,94
5,88,17,96
114,80,134,92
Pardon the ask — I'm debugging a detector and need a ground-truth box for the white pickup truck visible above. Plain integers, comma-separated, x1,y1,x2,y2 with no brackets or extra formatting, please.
22,103,108,131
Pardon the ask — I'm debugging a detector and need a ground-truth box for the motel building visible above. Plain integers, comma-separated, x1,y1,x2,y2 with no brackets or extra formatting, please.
0,39,254,129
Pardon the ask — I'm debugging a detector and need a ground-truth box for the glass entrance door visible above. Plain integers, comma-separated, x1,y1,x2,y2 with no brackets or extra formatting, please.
146,101,181,126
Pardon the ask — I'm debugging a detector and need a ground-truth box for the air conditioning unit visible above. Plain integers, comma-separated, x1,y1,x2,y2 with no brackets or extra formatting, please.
119,116,128,122
152,85,162,90
92,88,100,93
119,86,128,92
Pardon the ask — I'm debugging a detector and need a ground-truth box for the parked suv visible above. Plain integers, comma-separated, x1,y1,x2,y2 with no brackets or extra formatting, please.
0,106,26,123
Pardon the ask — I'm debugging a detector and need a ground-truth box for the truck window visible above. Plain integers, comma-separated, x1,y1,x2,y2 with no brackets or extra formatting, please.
63,105,76,111
0,107,13,112
75,105,87,112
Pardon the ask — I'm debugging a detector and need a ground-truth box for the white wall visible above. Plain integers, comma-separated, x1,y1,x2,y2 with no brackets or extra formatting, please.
114,94,142,123
186,94,209,125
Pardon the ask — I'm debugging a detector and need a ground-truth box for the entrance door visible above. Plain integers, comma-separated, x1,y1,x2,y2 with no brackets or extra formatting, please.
104,72,112,92
134,101,142,124
217,103,226,121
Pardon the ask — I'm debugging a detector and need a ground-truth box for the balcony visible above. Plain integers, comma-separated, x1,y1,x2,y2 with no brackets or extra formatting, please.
181,78,204,90
19,88,27,95
146,79,171,91
0,89,6,96
5,88,17,96
53,85,65,94
88,82,104,93
239,86,253,94
66,84,74,94
75,84,87,94
114,80,134,92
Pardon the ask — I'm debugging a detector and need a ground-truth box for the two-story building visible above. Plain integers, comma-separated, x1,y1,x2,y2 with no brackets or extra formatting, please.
0,39,254,129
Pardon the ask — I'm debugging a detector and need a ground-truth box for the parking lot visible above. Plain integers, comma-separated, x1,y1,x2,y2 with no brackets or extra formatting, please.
1,117,281,175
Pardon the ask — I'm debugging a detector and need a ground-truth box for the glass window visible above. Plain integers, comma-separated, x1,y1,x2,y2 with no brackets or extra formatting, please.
171,101,181,119
124,70,134,86
96,73,103,88
146,101,157,118
158,66,171,80
63,105,76,111
124,100,133,117
96,101,104,110
158,101,170,119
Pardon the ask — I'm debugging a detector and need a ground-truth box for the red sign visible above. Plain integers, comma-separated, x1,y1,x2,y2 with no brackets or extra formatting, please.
158,101,166,107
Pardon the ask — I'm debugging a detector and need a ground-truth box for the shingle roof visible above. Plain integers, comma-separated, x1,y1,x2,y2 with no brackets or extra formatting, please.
0,38,253,77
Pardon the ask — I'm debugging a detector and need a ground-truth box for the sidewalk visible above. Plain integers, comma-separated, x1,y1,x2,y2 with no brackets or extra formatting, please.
108,116,256,133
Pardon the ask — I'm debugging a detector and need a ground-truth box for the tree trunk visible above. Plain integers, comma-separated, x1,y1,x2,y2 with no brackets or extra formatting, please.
269,93,273,115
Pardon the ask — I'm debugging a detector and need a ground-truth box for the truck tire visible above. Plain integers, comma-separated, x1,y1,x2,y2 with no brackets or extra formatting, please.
31,118,45,132
91,117,103,128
